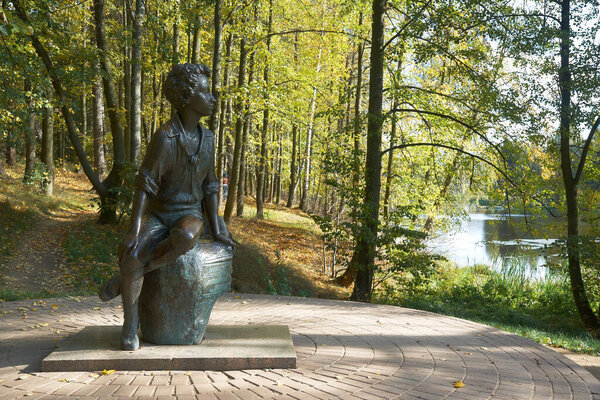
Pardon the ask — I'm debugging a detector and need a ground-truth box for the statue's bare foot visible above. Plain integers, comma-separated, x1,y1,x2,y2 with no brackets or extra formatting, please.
98,277,120,301
120,332,139,351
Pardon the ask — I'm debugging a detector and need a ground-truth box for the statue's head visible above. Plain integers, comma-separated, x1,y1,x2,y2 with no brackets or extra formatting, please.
163,63,212,112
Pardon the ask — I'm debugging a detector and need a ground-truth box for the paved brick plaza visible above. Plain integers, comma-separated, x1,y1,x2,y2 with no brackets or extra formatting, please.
1,293,599,399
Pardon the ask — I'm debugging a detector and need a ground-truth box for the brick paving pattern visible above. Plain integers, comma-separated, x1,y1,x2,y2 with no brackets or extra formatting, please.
0,293,599,399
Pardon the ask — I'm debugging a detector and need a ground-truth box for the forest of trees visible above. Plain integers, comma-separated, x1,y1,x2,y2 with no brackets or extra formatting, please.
1,0,600,333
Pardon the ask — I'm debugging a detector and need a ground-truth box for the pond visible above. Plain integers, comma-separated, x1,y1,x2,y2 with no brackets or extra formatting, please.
426,214,569,279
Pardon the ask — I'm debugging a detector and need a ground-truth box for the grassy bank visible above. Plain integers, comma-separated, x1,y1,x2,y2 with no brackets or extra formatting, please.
376,262,600,355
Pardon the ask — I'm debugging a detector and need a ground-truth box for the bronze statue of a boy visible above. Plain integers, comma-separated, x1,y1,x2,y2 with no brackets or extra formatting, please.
99,63,235,351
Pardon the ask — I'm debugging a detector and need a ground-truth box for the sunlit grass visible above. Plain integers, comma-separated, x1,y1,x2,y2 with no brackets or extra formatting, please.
233,200,321,234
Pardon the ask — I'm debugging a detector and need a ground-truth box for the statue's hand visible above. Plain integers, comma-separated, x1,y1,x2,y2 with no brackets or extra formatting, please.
118,232,139,261
214,233,237,248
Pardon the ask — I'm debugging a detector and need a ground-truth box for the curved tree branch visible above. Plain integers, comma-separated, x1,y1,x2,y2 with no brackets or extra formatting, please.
574,115,600,185
383,0,434,50
387,107,506,163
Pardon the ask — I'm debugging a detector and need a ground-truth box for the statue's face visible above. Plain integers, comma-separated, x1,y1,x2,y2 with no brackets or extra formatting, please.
187,75,216,117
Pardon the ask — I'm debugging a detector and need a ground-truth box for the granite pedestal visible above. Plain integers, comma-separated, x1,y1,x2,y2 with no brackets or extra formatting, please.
41,324,297,371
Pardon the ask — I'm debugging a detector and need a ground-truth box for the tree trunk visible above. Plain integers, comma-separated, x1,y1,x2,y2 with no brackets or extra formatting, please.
225,97,233,178
58,125,64,167
353,12,364,192
81,84,87,144
42,91,54,195
350,0,386,302
217,33,232,207
5,139,16,165
191,13,202,64
81,20,87,145
237,114,249,216
237,48,255,217
276,128,282,204
558,0,600,333
130,0,144,162
286,33,300,208
92,77,106,180
299,38,323,211
383,56,403,219
93,0,128,222
287,124,298,207
172,20,180,67
268,124,276,204
209,0,222,133
123,1,131,161
336,14,365,287
24,80,37,181
93,0,126,165
256,0,273,219
223,35,248,222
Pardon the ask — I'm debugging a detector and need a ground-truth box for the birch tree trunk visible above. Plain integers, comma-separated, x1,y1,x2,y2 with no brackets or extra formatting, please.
123,1,131,161
24,80,36,181
92,76,106,180
191,13,202,64
286,124,298,207
383,57,403,219
223,35,248,222
299,40,323,210
209,0,222,133
275,128,282,204
286,32,300,208
217,33,232,207
130,0,144,162
237,48,255,217
41,90,54,195
256,0,273,219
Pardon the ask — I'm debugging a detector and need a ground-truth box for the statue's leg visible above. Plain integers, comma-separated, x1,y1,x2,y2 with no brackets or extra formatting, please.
119,217,167,351
144,215,203,274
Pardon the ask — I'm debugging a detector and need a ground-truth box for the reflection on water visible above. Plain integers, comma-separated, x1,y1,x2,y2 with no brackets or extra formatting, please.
427,214,567,279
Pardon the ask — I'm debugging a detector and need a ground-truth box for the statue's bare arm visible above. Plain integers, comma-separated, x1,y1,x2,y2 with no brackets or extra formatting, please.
118,189,149,261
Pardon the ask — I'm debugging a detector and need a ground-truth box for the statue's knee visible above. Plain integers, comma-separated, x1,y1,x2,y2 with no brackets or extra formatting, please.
170,227,196,254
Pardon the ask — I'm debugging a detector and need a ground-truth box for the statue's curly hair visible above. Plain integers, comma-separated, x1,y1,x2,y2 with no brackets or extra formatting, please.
162,64,211,111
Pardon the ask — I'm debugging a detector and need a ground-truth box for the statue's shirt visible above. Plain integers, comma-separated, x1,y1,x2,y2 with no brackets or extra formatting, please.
135,116,218,218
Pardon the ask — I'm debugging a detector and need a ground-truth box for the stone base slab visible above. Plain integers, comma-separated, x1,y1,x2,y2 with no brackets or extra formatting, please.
42,324,297,371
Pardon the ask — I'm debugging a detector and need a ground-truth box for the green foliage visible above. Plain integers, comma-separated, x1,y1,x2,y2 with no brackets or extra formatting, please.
92,162,137,222
377,262,600,355
63,222,121,292
262,250,292,296
23,161,49,189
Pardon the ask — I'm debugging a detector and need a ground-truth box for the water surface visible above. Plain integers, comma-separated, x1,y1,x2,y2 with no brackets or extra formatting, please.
427,214,567,279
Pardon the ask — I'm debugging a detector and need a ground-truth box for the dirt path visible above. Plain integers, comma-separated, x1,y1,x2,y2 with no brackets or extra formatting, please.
0,209,89,294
